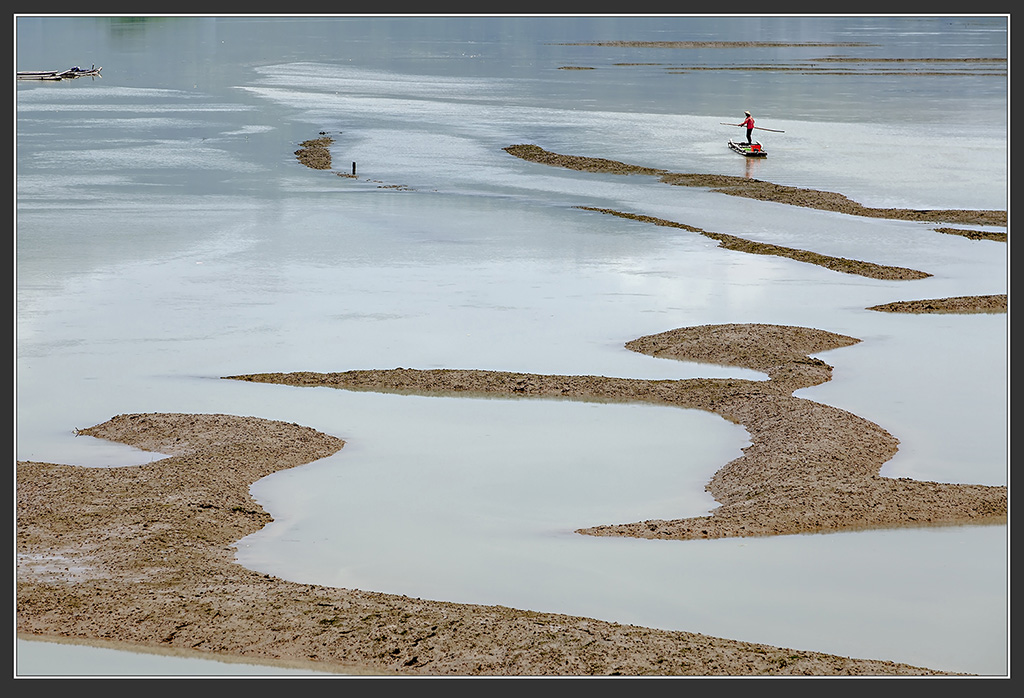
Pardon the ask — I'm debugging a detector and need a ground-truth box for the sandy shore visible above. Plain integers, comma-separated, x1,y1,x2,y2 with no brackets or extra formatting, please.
228,323,1006,542
16,410,959,677
17,142,1006,676
18,322,1005,676
502,144,1007,227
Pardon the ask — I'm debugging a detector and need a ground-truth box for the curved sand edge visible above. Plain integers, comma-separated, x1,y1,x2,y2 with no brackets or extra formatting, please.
867,294,1007,314
578,206,933,280
16,408,961,677
16,631,365,675
19,324,1004,675
503,144,1006,227
228,323,1006,541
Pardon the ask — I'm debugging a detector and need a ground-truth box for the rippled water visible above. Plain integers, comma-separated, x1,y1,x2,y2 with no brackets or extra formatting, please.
16,15,1008,676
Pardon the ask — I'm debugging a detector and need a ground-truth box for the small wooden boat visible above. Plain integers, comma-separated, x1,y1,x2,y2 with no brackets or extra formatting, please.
17,65,102,81
728,139,767,158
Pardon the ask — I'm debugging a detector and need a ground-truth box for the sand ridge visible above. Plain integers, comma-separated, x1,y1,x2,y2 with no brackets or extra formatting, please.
17,405,963,676
227,323,1006,541
503,144,1007,227
17,323,1004,675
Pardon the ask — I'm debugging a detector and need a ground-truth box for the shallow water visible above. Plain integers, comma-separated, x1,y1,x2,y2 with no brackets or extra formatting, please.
16,15,1007,676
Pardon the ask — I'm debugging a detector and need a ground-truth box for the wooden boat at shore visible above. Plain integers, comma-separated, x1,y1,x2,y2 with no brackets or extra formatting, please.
17,65,102,81
728,139,767,158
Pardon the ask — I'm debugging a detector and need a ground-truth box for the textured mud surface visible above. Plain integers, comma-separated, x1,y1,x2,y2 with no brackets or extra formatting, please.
15,396,972,678
18,324,1004,675
227,323,1007,541
18,407,968,676
577,206,932,280
18,134,1006,676
294,135,333,170
867,294,1007,314
503,144,1007,227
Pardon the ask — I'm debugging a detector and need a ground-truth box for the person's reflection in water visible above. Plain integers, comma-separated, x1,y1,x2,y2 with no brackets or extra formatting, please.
744,156,762,179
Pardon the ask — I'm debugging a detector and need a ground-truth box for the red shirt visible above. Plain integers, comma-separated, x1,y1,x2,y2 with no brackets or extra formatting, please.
741,116,754,129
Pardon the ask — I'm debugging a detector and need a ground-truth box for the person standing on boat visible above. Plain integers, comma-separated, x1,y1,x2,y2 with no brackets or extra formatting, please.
737,111,755,144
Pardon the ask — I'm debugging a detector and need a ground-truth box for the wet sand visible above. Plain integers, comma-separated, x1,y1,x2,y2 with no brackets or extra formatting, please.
18,322,1006,676
227,323,1007,542
12,403,983,678
295,135,334,170
503,144,1007,227
17,143,1007,676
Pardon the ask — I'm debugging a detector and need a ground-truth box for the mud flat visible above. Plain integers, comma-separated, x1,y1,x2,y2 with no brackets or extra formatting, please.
20,324,1005,675
503,144,1007,227
228,323,1006,542
16,397,974,677
18,140,1006,676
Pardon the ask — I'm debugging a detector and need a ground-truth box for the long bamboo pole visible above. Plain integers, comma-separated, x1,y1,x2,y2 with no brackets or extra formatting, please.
720,122,786,133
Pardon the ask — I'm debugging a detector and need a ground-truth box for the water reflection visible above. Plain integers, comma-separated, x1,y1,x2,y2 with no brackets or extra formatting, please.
16,15,1007,676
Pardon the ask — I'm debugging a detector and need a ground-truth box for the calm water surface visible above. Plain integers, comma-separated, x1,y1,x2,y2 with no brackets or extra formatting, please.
16,15,1008,676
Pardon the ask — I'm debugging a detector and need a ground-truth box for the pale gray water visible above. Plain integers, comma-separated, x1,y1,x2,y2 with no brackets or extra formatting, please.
16,15,1007,676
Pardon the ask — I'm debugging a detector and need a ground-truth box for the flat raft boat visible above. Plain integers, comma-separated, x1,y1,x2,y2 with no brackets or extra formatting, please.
728,139,767,157
17,65,102,81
